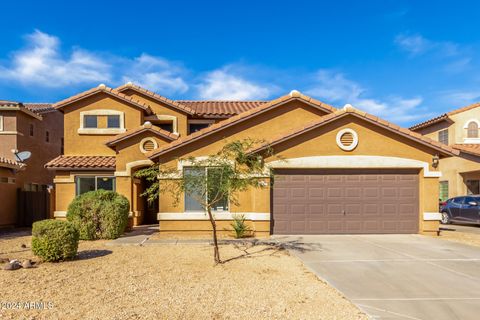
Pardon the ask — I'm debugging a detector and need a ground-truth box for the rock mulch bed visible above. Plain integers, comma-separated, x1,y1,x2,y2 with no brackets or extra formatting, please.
0,234,366,320
432,229,480,247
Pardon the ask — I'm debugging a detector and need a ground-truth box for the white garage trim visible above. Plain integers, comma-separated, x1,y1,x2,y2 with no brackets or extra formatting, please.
267,156,441,178
423,212,442,221
157,212,270,221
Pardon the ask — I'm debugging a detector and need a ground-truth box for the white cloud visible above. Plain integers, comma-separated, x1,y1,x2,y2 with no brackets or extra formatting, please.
395,33,463,58
121,53,188,95
0,30,111,86
395,34,432,56
439,90,480,106
306,70,428,123
0,30,188,95
196,67,272,100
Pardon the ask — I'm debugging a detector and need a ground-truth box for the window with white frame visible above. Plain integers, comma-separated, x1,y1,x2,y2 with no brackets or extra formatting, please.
79,110,125,134
0,115,3,131
84,115,98,128
75,176,116,195
188,120,214,134
184,167,229,212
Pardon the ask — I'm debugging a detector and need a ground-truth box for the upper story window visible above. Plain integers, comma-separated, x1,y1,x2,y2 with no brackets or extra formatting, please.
0,115,3,131
84,115,98,128
45,131,50,142
467,121,479,138
159,122,174,133
188,120,214,134
438,129,448,145
29,124,34,136
78,110,126,135
107,115,120,128
147,115,177,134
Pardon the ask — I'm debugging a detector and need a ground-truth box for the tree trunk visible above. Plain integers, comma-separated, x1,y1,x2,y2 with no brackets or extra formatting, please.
206,207,221,264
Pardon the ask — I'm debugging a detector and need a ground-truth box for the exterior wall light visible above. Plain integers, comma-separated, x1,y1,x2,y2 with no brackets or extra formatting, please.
432,154,440,168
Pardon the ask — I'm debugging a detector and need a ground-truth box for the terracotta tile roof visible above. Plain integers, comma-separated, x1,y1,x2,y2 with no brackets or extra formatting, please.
23,103,54,114
0,100,18,106
410,102,480,131
177,100,268,117
0,101,43,120
248,105,459,157
53,84,152,114
115,83,195,115
147,91,337,159
452,144,480,157
0,156,26,169
106,123,178,147
45,156,116,169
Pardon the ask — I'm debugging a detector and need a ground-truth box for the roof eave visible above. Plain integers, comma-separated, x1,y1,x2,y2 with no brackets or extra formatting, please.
147,95,336,159
250,111,459,157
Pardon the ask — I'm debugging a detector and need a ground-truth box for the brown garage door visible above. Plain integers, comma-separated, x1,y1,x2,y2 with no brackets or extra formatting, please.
272,169,419,234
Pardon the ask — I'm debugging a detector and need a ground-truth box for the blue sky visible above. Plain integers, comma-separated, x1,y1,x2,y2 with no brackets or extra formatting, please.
1,0,480,126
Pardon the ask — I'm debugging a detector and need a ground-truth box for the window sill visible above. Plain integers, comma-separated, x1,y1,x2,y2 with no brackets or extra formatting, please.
157,212,270,221
78,128,126,135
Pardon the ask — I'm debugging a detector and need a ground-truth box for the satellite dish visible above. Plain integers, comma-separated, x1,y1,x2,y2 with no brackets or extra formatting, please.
15,151,31,162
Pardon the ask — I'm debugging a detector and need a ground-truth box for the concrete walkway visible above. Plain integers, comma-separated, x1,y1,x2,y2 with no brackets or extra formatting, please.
276,234,480,320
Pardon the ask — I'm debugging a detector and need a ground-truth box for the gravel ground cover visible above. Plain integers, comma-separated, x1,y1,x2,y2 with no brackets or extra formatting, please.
432,229,480,247
0,232,366,320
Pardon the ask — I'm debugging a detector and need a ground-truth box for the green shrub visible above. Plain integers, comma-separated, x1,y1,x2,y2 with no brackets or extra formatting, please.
66,190,129,240
32,219,79,262
230,214,252,238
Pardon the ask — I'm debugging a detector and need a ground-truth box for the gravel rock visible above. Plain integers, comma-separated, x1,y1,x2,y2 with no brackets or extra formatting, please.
3,260,22,271
0,235,366,319
22,259,33,268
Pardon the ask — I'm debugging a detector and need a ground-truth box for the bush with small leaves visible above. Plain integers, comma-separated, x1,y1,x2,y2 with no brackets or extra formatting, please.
230,214,252,238
31,219,79,262
67,190,129,240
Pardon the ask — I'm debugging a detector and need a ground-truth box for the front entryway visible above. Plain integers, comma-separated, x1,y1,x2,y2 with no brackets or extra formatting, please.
272,169,419,234
132,173,159,226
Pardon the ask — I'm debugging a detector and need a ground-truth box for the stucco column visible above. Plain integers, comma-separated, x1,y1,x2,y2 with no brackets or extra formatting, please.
116,176,133,225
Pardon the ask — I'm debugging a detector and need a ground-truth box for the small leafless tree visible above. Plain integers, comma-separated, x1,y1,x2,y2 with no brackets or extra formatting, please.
135,139,275,264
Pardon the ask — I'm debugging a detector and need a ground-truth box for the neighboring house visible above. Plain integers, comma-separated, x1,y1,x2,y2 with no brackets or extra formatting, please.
410,103,480,200
46,83,459,236
0,101,63,227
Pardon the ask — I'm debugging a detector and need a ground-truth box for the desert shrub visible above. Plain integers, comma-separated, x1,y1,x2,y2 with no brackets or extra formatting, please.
230,214,252,238
31,219,79,262
67,190,129,240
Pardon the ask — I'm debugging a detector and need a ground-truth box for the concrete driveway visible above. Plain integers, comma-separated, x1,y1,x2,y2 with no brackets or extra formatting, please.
276,234,480,320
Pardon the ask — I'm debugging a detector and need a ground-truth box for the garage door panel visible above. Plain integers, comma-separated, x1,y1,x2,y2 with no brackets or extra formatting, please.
272,169,419,234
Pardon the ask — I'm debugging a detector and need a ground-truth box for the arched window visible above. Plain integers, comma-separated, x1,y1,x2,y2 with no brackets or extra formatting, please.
467,121,479,138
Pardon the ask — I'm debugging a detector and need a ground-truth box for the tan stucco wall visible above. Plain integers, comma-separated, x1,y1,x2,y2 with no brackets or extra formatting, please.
438,152,480,197
62,93,144,156
121,89,189,137
416,107,480,198
157,103,443,235
115,132,171,171
416,107,480,144
0,167,17,227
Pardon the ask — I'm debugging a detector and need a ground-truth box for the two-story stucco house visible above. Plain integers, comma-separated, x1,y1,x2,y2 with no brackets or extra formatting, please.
0,101,63,227
411,102,480,200
47,83,459,236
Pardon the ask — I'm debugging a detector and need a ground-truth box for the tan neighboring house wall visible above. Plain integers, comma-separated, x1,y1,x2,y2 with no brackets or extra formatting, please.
412,104,480,199
0,103,63,227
